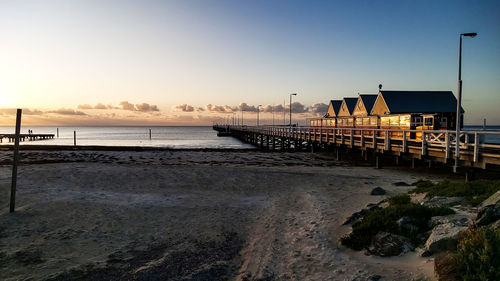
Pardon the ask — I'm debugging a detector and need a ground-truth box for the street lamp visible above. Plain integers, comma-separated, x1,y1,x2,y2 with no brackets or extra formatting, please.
257,105,262,126
289,93,297,128
454,32,477,173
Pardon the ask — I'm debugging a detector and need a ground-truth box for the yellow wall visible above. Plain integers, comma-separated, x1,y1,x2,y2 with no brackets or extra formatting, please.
353,98,367,116
338,101,351,116
327,102,336,117
370,93,390,115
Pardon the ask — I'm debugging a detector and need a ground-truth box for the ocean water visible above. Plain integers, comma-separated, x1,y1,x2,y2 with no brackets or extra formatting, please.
0,125,499,147
0,126,255,149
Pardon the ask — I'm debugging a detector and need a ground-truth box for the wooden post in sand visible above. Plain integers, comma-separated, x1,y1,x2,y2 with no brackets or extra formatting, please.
149,129,152,140
10,109,22,213
57,127,59,138
74,131,76,146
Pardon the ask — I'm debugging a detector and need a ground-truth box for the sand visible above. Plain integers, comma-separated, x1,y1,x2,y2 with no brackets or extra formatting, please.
0,149,443,280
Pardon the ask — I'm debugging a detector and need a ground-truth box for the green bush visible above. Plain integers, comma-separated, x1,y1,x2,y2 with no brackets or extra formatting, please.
411,179,500,206
454,227,500,281
387,194,411,205
341,202,454,250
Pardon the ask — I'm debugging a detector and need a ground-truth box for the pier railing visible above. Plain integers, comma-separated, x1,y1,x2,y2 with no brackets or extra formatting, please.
213,124,500,168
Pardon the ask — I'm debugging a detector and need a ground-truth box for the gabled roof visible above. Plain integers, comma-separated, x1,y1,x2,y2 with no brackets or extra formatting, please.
325,100,343,117
338,97,358,116
359,94,377,113
371,91,463,115
353,94,378,116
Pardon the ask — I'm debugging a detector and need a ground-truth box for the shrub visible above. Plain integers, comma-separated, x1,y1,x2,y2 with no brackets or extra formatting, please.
454,227,500,281
387,194,411,205
411,179,500,206
341,202,454,250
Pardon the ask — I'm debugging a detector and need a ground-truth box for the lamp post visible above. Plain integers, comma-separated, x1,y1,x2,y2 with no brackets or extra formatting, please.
454,32,477,173
257,105,262,126
289,93,297,128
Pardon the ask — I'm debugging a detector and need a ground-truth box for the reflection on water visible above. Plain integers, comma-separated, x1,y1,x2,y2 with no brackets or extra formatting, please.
0,126,255,149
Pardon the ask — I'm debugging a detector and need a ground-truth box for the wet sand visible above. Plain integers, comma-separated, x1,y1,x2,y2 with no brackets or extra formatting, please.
0,149,442,280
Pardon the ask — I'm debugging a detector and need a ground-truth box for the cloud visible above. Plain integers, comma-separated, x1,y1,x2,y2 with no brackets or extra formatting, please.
287,102,309,113
175,104,195,112
118,101,159,112
94,103,108,109
77,104,93,110
310,103,329,114
206,104,232,113
119,101,136,111
48,108,87,115
0,108,44,115
236,103,258,112
135,103,159,112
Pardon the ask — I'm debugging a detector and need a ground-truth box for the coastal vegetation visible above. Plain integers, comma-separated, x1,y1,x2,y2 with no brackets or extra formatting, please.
341,194,454,250
410,179,500,206
454,226,500,281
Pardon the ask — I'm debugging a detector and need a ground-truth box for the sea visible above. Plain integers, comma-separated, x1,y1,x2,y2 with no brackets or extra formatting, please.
0,125,499,148
0,126,255,149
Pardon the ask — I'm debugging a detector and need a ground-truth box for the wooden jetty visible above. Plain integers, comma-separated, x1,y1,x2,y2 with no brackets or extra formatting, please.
213,125,500,170
0,134,55,143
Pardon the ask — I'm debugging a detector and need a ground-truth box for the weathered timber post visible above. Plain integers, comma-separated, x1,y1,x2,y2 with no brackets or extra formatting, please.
395,156,400,166
9,109,22,212
375,153,382,169
411,158,416,169
336,148,340,161
149,129,152,140
465,168,475,182
57,127,59,138
74,131,77,146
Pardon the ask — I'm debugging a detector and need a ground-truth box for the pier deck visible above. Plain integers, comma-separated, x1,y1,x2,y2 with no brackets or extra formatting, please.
0,134,55,143
213,125,500,170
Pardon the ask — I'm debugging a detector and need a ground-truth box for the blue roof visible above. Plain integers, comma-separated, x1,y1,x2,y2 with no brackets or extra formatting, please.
343,98,358,115
330,100,343,115
359,94,377,113
380,91,463,114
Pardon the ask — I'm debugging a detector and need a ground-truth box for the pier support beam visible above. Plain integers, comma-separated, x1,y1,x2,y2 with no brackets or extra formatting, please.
465,169,475,182
375,154,383,169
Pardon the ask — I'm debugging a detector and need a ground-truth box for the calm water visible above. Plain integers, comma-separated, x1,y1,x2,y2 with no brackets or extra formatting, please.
0,125,499,147
0,126,255,149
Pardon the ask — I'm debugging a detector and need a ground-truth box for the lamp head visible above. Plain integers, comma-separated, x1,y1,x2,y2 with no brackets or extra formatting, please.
291,93,297,96
461,32,477,37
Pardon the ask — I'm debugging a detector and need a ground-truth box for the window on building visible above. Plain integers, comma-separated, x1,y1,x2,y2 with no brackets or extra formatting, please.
412,116,423,126
425,117,433,126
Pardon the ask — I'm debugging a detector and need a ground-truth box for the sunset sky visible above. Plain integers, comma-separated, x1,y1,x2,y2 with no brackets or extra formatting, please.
1,0,499,125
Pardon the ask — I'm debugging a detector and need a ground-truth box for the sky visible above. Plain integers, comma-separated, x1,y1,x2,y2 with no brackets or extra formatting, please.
0,0,499,125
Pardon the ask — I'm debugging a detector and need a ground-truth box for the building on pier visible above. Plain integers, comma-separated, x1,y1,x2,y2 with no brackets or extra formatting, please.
371,90,463,138
337,97,358,129
353,94,378,135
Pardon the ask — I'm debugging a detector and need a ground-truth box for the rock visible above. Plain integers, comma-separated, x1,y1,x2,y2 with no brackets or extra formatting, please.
392,181,411,187
370,187,386,195
434,252,459,281
366,232,414,257
475,202,500,226
429,214,471,228
397,216,418,234
422,196,465,208
479,190,500,208
420,250,432,257
342,202,383,225
425,223,466,254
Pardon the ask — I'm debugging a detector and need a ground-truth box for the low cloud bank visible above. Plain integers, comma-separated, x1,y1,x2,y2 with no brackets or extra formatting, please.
175,102,328,115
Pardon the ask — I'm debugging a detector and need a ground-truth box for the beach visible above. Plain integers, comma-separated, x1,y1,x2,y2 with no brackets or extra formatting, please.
0,149,443,280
